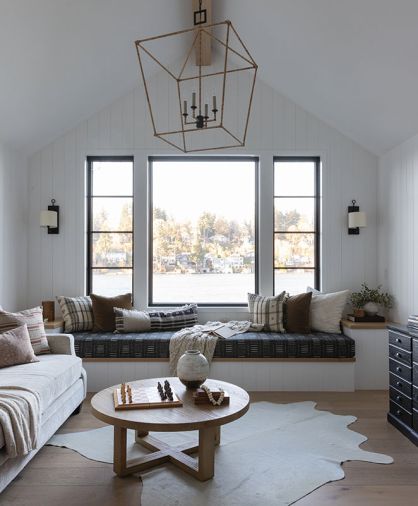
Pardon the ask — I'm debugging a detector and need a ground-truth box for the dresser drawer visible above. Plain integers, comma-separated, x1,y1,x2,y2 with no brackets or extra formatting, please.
414,363,418,384
414,409,418,431
414,338,418,363
389,345,412,366
389,330,412,352
389,359,412,382
390,387,412,412
389,400,412,427
389,373,412,397
413,386,418,411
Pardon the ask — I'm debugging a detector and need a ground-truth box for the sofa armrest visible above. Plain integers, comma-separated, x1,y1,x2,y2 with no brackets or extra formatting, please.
46,333,76,356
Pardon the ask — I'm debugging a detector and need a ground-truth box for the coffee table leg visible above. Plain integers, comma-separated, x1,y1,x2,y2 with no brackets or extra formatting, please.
197,426,217,481
114,426,127,477
214,426,221,446
135,429,149,442
113,426,219,481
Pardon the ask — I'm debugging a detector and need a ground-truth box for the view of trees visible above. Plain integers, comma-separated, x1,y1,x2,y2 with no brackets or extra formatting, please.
92,202,133,268
90,201,313,274
274,206,315,268
153,207,255,274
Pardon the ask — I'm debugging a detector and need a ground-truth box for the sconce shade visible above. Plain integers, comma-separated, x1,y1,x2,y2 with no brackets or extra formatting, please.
348,211,367,229
40,210,58,228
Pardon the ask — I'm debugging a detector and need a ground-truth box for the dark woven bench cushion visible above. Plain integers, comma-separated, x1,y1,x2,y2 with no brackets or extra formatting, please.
72,331,355,359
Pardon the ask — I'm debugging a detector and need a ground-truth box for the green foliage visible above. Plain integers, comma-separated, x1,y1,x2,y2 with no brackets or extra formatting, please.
350,283,393,309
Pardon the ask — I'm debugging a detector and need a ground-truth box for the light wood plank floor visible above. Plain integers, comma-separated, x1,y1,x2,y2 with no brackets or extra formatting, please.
2,391,417,505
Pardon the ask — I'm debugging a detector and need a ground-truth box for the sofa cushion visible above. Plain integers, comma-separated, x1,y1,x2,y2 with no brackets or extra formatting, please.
0,354,83,452
0,354,83,414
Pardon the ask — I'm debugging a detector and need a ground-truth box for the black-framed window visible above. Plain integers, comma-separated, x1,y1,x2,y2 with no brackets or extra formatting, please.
274,156,320,295
149,156,259,306
86,156,134,296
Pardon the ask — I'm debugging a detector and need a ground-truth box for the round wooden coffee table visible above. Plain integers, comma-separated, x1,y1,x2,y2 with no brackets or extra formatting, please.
91,377,249,481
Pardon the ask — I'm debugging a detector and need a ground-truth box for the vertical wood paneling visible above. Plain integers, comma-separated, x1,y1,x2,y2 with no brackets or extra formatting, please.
27,78,378,312
379,132,418,322
0,143,28,311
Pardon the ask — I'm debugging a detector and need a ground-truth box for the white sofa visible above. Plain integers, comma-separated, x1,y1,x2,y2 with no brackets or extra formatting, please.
0,333,86,492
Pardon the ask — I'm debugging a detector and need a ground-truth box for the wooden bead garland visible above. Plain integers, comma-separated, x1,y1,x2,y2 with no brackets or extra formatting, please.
201,384,225,406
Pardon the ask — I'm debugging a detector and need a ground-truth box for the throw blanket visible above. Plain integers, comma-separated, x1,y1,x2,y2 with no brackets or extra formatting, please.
169,321,264,375
0,386,41,458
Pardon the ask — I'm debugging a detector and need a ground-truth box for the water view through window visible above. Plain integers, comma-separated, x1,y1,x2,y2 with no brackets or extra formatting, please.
274,157,320,295
150,158,258,304
87,157,134,296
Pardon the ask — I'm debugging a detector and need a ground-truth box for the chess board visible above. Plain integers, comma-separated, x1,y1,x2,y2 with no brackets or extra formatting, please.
113,386,183,410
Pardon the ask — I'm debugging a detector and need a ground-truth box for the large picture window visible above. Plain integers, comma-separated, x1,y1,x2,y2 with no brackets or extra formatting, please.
87,156,134,296
274,157,320,295
149,157,258,305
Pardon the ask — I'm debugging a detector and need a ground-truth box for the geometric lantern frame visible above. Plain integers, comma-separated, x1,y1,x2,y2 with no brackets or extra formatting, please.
135,20,258,153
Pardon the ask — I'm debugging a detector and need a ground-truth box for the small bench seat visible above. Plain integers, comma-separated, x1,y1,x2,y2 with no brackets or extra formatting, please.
73,331,355,360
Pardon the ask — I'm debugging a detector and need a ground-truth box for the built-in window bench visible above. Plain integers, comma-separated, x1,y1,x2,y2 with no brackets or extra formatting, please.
70,330,357,392
341,320,389,390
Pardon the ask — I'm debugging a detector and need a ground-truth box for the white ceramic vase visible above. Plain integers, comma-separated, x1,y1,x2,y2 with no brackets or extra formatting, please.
177,350,209,389
363,301,379,316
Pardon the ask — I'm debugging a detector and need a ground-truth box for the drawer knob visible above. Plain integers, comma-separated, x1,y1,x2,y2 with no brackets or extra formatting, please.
396,338,402,343
397,381,403,387
396,396,401,402
396,352,402,358
397,367,402,372
396,409,402,415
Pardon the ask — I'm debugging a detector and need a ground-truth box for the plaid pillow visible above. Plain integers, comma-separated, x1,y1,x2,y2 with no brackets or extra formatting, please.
248,292,286,332
57,296,93,332
148,304,198,330
0,306,50,354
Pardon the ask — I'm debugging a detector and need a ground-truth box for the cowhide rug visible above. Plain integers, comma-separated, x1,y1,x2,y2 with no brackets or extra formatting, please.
48,401,393,505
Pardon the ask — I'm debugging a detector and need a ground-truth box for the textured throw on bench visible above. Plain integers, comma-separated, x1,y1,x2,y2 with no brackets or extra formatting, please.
169,321,263,375
0,385,40,457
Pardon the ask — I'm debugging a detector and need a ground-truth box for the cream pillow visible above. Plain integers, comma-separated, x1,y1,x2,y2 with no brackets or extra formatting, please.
114,307,151,333
307,287,349,334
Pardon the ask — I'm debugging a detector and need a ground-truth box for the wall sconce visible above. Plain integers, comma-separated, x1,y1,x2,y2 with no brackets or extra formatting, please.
40,199,59,234
348,200,367,235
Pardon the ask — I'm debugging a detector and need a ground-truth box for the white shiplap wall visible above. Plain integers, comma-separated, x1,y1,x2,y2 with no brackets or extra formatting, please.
0,141,28,311
27,78,378,318
378,134,418,322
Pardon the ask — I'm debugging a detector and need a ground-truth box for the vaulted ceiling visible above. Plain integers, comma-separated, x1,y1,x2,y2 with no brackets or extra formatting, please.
1,0,418,155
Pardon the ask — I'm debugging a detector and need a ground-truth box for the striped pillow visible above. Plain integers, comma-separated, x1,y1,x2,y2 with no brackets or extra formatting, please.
0,307,50,354
57,296,93,332
248,292,286,332
114,304,198,333
149,304,198,331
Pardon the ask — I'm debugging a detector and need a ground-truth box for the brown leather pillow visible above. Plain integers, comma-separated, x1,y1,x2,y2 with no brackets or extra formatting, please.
0,325,39,368
91,293,133,332
284,292,312,334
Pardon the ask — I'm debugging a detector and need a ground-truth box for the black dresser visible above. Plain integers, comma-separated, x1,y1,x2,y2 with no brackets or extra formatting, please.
387,323,418,445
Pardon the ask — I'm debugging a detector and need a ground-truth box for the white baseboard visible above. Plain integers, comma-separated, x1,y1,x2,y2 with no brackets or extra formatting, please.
83,360,355,393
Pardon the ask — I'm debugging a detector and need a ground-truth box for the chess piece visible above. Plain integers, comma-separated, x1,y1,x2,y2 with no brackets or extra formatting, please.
157,382,166,400
164,380,173,401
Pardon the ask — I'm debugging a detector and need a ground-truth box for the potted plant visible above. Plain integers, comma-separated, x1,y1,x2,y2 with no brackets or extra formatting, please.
350,283,393,317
